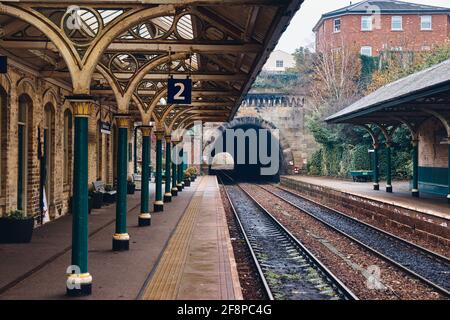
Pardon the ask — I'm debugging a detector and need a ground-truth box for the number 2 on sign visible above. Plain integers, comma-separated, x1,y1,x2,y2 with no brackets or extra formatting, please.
174,82,185,100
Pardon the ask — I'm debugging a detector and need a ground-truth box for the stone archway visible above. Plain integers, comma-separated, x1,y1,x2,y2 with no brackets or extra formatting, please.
204,116,295,176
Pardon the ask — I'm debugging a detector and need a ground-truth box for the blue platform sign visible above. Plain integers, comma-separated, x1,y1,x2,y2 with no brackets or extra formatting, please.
0,56,7,74
167,78,192,105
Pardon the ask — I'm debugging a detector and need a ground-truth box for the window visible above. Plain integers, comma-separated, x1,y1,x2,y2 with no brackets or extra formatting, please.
0,86,6,197
63,109,72,185
17,95,31,211
421,16,432,30
276,60,284,68
360,46,372,57
361,16,372,31
333,18,341,33
391,16,403,30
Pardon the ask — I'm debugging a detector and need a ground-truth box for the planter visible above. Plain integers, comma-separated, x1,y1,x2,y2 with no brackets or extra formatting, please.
127,183,136,195
92,192,103,209
190,175,196,182
184,179,191,187
0,217,34,243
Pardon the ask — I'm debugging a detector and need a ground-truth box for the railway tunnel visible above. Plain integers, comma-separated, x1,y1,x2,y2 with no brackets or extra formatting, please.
207,117,294,182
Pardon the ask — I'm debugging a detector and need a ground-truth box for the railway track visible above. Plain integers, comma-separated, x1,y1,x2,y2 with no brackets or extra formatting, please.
219,173,357,300
257,183,450,297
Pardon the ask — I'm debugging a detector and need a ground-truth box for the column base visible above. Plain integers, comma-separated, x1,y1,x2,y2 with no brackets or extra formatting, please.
373,183,379,191
412,189,419,198
447,195,450,204
112,233,130,251
164,193,172,203
177,184,183,192
386,185,393,193
138,213,151,227
154,201,164,212
171,188,178,197
66,273,92,297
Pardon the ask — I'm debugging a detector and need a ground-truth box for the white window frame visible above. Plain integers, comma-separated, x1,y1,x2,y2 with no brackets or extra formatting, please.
360,46,373,57
276,60,284,68
361,16,372,31
421,15,432,30
391,16,403,31
333,18,341,33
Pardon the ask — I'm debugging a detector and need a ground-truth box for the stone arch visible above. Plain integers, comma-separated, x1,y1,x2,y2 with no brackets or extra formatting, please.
204,116,295,174
42,88,59,108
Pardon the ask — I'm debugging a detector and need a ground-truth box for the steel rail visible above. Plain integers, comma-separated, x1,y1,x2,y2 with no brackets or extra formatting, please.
260,183,450,297
219,172,357,300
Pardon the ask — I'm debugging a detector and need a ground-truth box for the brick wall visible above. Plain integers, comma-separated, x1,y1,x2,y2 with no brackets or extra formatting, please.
316,14,450,54
0,67,118,220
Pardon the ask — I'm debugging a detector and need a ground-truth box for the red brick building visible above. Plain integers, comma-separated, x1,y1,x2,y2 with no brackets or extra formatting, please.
313,0,450,56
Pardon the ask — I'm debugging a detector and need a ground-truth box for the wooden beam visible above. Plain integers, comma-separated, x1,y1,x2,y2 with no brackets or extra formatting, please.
0,40,262,53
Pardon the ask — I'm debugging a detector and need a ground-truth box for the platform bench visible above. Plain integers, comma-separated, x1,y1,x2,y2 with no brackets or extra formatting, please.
350,170,373,182
92,181,117,203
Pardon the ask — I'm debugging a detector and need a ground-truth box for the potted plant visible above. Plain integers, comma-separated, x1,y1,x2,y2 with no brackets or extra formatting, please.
0,210,35,243
189,167,198,181
127,178,136,195
90,189,103,209
184,171,191,187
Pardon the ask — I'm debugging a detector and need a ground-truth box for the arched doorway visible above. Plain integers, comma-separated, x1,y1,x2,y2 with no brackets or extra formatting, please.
43,103,55,209
96,119,103,181
0,85,7,198
63,109,73,187
17,94,33,212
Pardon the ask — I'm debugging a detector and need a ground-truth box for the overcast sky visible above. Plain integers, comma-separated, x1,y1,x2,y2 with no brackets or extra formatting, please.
275,0,450,53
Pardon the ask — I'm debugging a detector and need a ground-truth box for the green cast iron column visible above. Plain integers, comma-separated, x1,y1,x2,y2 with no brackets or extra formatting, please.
172,141,178,196
373,143,380,191
113,116,131,251
154,131,164,212
139,126,152,226
386,141,393,193
164,135,172,203
178,146,184,191
66,97,93,296
412,139,419,198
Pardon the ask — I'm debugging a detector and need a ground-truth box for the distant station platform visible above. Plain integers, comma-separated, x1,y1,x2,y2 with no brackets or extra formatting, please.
281,176,450,244
0,176,241,300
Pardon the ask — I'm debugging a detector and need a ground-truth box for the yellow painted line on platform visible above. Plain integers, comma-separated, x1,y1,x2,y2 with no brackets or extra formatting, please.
141,178,206,300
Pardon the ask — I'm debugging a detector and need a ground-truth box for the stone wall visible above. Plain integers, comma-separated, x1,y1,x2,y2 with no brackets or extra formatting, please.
281,176,450,246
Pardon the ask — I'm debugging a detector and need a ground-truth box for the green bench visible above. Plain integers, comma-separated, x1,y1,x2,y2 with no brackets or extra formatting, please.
350,170,373,182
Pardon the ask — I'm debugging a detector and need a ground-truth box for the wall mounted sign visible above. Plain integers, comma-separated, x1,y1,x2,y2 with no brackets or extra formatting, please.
167,78,192,105
0,56,7,74
101,121,111,135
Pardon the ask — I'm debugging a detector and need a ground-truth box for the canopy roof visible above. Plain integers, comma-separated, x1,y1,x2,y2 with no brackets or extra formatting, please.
326,58,450,126
0,0,304,130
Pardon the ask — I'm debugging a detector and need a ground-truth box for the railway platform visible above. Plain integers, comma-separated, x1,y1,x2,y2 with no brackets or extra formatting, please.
0,176,241,300
281,176,450,246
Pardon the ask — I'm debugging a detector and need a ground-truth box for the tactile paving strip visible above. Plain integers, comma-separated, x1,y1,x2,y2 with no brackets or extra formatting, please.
141,179,205,300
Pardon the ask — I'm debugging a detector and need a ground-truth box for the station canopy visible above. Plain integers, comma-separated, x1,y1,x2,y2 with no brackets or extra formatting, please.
0,0,303,130
326,59,450,126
